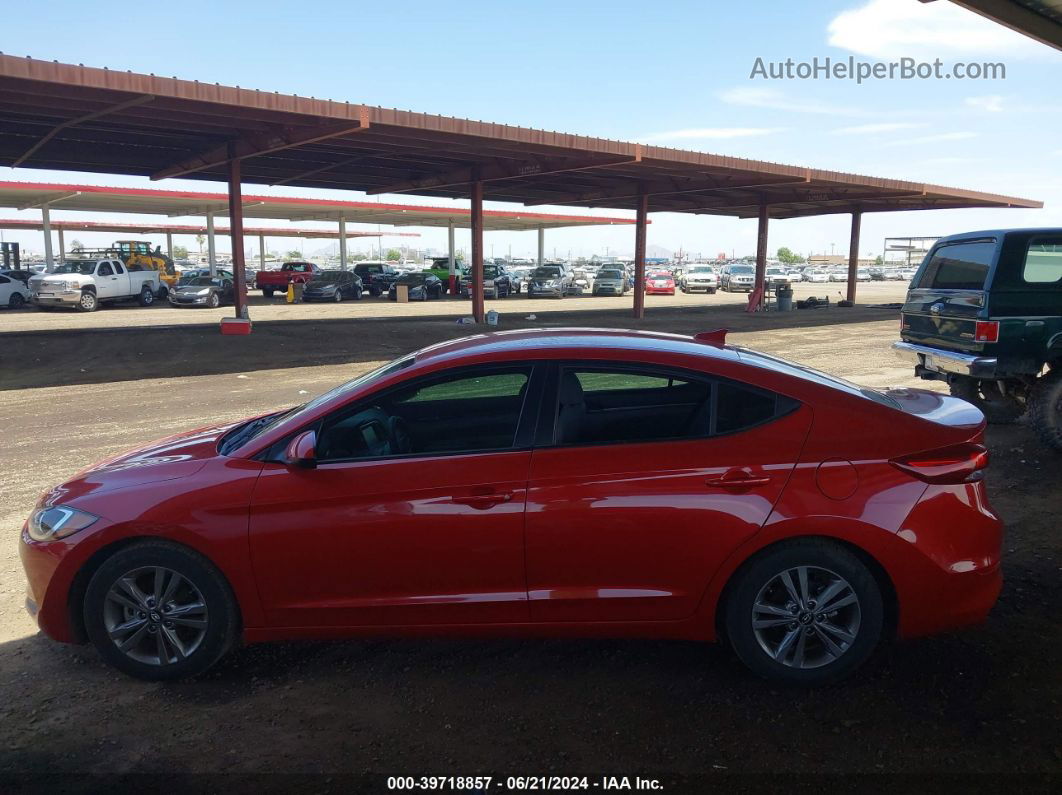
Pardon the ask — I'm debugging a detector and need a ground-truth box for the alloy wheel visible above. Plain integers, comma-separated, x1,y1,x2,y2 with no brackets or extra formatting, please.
103,566,209,666
751,565,861,669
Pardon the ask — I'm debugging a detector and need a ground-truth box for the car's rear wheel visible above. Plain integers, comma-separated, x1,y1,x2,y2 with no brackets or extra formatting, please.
1029,368,1062,452
9,292,25,309
724,540,883,685
949,377,1026,424
83,541,238,681
138,286,155,307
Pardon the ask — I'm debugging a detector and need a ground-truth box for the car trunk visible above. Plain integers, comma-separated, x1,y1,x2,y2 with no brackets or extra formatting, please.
882,387,986,445
900,237,997,355
900,287,988,353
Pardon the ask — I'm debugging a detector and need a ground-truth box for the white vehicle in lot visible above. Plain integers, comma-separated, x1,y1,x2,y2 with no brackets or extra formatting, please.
679,264,718,294
784,267,804,282
803,268,829,283
0,271,31,309
30,257,160,312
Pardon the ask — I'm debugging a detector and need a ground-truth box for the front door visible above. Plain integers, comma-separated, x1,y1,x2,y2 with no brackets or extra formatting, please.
524,365,812,623
94,261,120,299
249,364,542,628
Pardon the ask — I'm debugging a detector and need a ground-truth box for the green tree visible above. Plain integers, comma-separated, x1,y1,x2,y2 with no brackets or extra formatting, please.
776,246,805,265
173,245,189,259
69,238,85,251
384,248,402,261
874,255,884,266
195,234,205,254
286,250,302,260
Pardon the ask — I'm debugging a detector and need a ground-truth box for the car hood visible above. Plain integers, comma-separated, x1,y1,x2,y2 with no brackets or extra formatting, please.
42,421,241,504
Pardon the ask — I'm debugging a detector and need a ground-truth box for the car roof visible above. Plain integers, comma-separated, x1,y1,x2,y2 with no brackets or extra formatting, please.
936,227,1062,244
411,328,742,368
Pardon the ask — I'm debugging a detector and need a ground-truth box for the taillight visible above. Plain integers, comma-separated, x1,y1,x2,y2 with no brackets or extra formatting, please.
891,443,990,484
974,320,999,343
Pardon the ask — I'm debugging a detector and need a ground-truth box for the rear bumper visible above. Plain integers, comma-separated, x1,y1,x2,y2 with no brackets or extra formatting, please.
892,341,999,379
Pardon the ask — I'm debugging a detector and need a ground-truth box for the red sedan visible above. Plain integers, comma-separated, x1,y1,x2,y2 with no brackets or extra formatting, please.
20,329,1001,684
644,271,676,295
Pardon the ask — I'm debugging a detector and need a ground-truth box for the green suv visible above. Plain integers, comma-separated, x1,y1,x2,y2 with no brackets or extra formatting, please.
893,229,1062,450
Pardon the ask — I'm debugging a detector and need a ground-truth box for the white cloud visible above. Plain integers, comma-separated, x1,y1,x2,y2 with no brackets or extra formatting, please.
965,95,1004,112
640,127,785,142
884,131,979,147
832,122,924,135
828,0,1038,59
719,86,875,117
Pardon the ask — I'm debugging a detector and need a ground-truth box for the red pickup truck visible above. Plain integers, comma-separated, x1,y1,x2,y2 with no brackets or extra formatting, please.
256,261,321,297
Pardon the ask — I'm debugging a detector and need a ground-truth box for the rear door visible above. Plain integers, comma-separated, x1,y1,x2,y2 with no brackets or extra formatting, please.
901,238,998,353
524,363,812,623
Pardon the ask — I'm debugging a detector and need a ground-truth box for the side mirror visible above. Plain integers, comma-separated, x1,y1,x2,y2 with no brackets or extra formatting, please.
284,430,317,469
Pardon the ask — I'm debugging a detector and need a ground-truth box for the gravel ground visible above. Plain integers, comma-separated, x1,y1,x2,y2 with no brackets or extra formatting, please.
0,294,1058,792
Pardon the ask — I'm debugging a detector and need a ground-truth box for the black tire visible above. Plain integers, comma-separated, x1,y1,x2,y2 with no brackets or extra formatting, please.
137,286,155,307
157,286,169,300
262,288,274,298
1029,368,1062,452
207,292,220,309
9,292,26,309
352,286,362,300
83,540,239,681
949,377,1026,424
333,289,343,303
708,287,717,295
78,290,98,312
724,539,884,686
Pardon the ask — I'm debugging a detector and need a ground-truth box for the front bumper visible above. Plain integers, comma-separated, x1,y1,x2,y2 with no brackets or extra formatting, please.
594,283,624,294
170,296,210,306
32,290,81,306
645,286,675,295
528,284,564,297
892,341,999,379
685,281,717,291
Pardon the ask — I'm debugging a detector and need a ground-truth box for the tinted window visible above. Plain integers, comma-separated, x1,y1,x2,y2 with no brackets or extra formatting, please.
920,240,995,289
0,275,9,284
715,382,777,434
316,367,532,461
98,263,113,276
1023,238,1062,284
113,262,125,274
556,368,711,446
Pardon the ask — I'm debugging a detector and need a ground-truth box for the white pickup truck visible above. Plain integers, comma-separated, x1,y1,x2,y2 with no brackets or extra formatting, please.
30,257,160,312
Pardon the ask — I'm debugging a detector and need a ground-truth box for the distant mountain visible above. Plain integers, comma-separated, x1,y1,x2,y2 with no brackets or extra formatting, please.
646,244,673,259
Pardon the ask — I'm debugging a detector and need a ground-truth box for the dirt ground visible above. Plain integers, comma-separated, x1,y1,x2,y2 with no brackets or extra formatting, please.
0,294,1059,792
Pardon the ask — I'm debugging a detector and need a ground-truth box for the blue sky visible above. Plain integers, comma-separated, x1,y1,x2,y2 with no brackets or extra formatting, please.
3,0,1061,259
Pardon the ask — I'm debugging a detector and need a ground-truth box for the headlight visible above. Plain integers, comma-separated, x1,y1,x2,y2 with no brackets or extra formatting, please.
197,288,211,296
27,505,98,542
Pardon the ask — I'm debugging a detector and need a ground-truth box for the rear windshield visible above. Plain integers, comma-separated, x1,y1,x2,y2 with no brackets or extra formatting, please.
736,347,901,409
315,271,348,283
282,263,313,272
1023,238,1062,284
919,240,995,290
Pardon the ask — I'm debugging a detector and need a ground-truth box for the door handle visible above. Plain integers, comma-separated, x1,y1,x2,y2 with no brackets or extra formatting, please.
706,473,771,489
452,491,513,509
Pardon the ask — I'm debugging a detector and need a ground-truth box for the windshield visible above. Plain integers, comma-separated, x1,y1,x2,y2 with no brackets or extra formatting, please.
533,267,561,278
314,271,347,283
597,269,623,279
187,277,220,287
282,263,312,272
397,273,428,284
730,266,754,274
53,262,96,275
219,355,416,455
690,266,714,274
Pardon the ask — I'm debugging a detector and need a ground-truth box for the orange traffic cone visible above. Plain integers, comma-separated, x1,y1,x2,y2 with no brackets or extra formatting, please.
286,282,295,304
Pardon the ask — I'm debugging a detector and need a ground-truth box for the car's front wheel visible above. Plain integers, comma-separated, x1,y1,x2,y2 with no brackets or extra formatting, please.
724,539,883,685
83,541,239,681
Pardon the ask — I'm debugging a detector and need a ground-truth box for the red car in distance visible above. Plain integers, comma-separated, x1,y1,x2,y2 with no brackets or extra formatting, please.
20,329,1002,685
645,271,676,295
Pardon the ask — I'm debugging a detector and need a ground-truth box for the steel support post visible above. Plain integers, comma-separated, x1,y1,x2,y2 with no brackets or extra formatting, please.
754,202,769,309
447,220,456,295
338,217,348,270
847,210,862,304
471,180,485,323
206,212,217,276
633,193,648,319
228,154,249,320
42,204,54,272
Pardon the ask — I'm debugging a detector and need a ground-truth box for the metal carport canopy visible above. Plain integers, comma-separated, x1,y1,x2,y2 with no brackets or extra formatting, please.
0,181,635,231
0,55,1039,217
0,217,411,241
